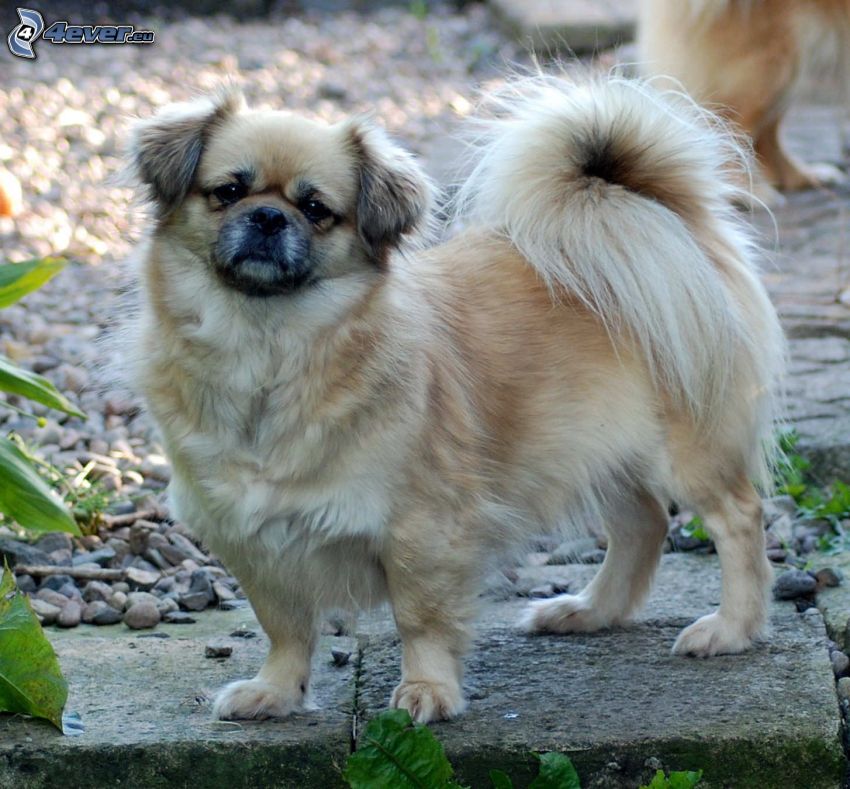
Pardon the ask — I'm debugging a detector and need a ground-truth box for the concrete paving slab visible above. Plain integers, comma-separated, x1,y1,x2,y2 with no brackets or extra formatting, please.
0,608,355,789
489,0,635,54
358,555,845,788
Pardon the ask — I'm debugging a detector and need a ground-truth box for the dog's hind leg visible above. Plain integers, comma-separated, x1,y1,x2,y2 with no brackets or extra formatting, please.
523,491,668,634
673,473,771,657
755,116,846,193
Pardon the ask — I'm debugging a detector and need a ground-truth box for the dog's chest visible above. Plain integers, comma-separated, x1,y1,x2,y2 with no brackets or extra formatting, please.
151,342,398,553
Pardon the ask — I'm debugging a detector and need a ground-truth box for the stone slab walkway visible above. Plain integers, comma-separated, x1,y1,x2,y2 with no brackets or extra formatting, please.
2,555,844,788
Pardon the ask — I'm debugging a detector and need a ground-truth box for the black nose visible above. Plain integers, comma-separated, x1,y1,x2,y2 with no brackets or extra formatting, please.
249,206,287,235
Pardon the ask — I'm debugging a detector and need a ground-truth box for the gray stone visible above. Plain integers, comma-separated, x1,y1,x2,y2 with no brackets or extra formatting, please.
56,600,82,628
126,567,161,591
15,574,37,594
830,650,849,677
82,580,113,603
124,602,161,630
490,0,634,54
156,597,179,616
163,611,196,624
546,537,598,565
33,532,73,554
0,538,50,567
212,580,236,602
126,591,160,609
40,574,74,592
204,642,233,658
29,598,61,625
815,567,843,588
773,569,817,600
35,588,71,609
167,532,209,565
109,591,128,611
837,676,850,704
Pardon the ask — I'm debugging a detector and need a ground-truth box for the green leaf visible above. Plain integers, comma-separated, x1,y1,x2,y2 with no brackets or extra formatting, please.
489,770,514,789
681,517,711,542
640,769,703,789
529,752,581,789
0,357,85,418
0,259,66,308
0,437,80,535
0,565,68,729
344,709,457,788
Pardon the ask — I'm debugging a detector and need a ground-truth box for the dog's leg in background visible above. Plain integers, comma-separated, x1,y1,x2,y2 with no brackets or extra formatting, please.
523,491,669,634
213,590,317,720
673,475,771,657
382,517,477,724
755,116,847,193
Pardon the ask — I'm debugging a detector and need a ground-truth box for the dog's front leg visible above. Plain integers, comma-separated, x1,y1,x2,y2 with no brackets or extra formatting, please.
213,589,317,720
383,523,476,724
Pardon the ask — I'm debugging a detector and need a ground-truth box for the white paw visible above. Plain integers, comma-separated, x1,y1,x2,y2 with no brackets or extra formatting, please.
521,593,616,634
803,162,846,187
212,678,310,720
390,680,466,724
672,612,759,657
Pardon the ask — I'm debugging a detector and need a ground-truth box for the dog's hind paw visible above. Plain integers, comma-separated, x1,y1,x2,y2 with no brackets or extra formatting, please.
521,593,616,634
212,678,313,720
390,680,466,724
672,612,759,657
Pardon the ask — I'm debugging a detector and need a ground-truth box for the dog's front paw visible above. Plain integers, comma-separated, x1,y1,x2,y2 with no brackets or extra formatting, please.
390,680,466,724
521,593,616,634
672,612,760,657
212,678,309,720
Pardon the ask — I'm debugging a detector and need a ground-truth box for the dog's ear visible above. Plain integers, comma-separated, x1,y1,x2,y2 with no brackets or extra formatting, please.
344,119,433,262
130,88,244,216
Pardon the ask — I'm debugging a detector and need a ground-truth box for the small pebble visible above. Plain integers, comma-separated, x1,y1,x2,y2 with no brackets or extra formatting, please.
815,567,843,588
57,600,82,628
331,649,351,667
205,643,233,659
163,611,196,624
773,569,817,600
831,650,850,678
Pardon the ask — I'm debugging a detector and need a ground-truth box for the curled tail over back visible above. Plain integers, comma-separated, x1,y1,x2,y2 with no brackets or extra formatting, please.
455,74,785,486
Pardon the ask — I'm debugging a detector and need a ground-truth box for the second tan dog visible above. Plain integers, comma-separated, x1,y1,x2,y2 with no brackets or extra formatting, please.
639,0,849,203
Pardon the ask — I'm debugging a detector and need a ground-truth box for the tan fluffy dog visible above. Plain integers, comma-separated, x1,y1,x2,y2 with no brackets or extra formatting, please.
639,0,849,203
128,75,784,724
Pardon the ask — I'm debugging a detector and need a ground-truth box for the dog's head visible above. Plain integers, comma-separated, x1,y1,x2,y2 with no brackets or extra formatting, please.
130,89,431,297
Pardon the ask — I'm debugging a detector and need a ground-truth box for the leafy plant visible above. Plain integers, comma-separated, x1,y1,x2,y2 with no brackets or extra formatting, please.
344,709,701,788
774,429,811,502
0,258,82,536
680,516,711,543
0,564,68,729
641,769,703,789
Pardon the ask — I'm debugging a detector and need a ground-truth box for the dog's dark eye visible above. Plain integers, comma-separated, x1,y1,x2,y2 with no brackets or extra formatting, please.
212,183,248,205
300,198,332,224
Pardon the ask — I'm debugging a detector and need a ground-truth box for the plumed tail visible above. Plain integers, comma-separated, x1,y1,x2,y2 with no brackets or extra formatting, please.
454,74,785,487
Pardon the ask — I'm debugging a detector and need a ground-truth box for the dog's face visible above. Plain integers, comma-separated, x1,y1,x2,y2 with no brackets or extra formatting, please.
131,90,431,297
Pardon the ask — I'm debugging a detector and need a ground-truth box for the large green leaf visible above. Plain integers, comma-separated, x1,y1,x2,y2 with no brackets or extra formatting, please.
0,357,85,418
344,709,464,788
0,437,80,535
529,752,581,789
0,259,66,308
0,566,68,729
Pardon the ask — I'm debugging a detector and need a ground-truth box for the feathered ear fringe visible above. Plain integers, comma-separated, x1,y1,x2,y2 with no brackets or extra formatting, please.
126,86,245,218
340,115,439,264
